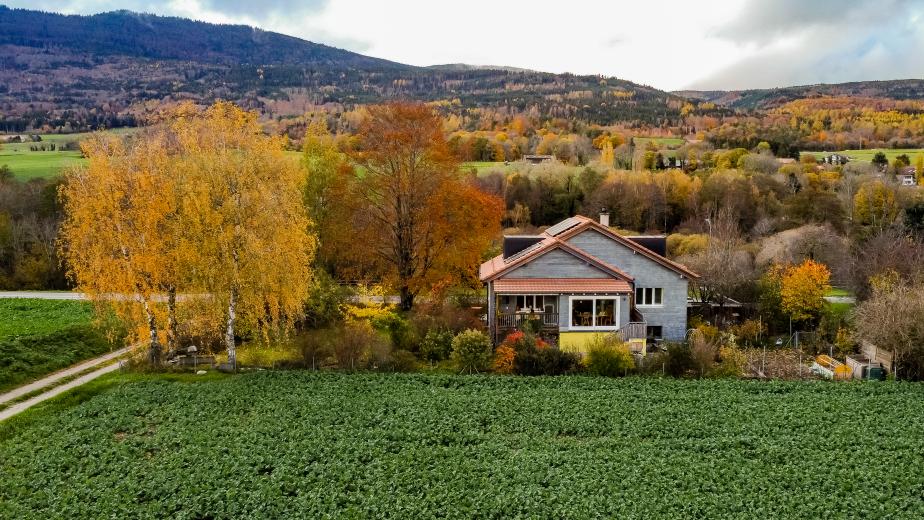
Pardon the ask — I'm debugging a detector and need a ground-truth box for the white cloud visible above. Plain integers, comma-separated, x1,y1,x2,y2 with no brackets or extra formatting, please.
5,0,924,91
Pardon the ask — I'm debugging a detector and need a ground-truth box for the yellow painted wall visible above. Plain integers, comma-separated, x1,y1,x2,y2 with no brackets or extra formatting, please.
559,332,646,355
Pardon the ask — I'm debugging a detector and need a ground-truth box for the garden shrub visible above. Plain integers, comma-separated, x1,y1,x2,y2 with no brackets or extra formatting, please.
508,331,580,376
492,344,516,374
419,328,455,363
302,270,347,328
713,345,746,378
296,329,334,370
450,329,493,374
585,336,635,377
333,321,390,371
664,342,693,377
370,312,416,352
385,349,419,373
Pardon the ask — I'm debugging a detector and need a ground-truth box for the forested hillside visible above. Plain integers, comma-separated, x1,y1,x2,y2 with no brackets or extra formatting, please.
0,7,683,132
678,79,924,110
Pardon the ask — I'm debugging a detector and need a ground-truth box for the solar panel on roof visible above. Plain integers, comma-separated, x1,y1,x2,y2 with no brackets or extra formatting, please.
503,240,544,264
545,217,582,237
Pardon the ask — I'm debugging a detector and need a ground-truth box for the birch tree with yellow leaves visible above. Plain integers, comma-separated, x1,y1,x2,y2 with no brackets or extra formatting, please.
170,102,315,369
59,102,316,369
59,129,182,365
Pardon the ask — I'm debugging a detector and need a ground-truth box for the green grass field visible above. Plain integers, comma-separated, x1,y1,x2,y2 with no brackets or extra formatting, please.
0,299,94,339
633,136,685,148
1,372,922,517
0,299,115,392
0,129,137,180
802,148,924,163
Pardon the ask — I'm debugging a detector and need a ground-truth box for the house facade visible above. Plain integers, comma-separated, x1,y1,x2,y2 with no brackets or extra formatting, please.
480,214,699,352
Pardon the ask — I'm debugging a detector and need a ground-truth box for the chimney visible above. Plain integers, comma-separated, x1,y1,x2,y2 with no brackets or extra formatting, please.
599,208,610,228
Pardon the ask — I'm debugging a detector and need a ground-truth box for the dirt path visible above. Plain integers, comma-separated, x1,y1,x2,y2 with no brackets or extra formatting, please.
0,362,123,422
0,346,130,407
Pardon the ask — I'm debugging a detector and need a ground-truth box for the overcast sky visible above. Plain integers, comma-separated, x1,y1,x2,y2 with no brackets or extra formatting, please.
7,0,924,91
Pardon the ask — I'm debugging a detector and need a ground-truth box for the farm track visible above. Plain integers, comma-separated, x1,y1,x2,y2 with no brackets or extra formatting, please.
0,347,129,421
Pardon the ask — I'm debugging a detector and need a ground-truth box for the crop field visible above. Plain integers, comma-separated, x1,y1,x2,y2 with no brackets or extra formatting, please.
2,372,923,518
801,148,924,163
0,299,113,392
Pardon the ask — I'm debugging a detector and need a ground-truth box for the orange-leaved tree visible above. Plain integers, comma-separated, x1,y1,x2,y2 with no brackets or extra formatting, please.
780,259,831,323
59,129,183,365
349,102,503,310
171,102,316,369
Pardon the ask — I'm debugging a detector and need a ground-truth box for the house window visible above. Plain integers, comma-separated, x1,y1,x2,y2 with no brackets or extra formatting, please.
515,295,556,313
646,326,663,340
570,297,618,329
635,287,663,306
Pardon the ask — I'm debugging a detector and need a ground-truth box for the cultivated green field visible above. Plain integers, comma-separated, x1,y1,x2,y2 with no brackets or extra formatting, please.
801,148,924,163
0,299,114,392
2,372,922,518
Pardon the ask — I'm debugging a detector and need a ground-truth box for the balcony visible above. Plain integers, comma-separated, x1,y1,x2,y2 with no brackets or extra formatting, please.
496,312,560,333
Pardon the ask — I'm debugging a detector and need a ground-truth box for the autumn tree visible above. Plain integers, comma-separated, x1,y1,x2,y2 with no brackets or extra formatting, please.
599,139,614,168
171,102,316,368
349,102,503,310
681,209,755,318
301,119,356,275
854,281,924,380
59,130,181,364
779,259,831,324
853,180,898,227
916,153,923,184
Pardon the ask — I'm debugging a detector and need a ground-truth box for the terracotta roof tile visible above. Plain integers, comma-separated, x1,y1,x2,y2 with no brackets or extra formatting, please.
493,278,632,294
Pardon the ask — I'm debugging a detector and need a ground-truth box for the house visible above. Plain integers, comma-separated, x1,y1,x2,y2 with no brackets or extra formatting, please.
821,153,850,165
898,166,918,186
479,212,699,352
523,154,554,164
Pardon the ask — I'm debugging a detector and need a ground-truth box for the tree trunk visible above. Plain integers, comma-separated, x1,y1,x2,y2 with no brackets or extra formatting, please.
225,287,237,370
142,298,161,366
399,285,414,311
166,285,177,354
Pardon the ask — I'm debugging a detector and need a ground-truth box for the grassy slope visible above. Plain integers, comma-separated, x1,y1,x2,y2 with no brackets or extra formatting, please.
1,372,922,517
0,299,114,392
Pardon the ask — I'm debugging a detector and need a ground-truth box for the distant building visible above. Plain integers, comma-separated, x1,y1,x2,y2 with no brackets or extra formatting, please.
821,153,850,165
523,154,554,164
897,167,918,186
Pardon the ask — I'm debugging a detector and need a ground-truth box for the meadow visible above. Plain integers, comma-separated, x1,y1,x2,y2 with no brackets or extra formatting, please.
1,371,922,518
801,148,924,163
0,130,136,180
0,299,114,392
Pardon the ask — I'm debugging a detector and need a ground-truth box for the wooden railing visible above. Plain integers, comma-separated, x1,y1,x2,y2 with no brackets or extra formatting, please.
496,313,559,330
616,322,647,341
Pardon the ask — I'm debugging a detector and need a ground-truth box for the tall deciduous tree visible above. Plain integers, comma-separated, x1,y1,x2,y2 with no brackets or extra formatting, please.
350,102,503,310
779,259,831,324
59,130,181,364
172,102,316,369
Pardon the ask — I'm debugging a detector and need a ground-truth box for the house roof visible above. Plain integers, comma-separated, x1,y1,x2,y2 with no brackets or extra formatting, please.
480,215,699,282
494,278,632,294
479,237,633,282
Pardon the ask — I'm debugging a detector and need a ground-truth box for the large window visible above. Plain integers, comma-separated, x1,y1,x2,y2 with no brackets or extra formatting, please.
635,287,663,306
515,295,556,313
570,297,618,329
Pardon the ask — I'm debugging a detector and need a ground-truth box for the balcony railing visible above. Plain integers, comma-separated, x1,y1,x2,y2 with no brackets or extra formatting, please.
496,312,560,331
616,322,647,341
